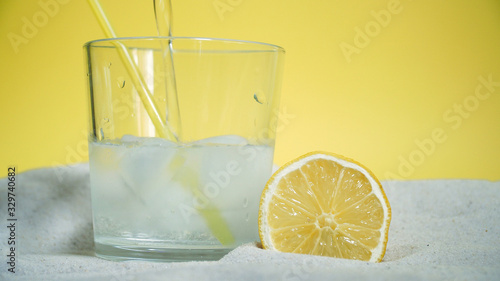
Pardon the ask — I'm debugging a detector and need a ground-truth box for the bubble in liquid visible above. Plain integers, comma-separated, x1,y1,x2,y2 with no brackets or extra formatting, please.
245,213,249,222
243,197,248,208
253,91,267,105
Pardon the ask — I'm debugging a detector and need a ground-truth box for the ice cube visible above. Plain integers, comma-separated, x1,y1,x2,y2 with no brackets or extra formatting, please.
118,139,176,195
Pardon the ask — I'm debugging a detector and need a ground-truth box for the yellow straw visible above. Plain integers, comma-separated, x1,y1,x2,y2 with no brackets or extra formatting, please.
87,0,176,141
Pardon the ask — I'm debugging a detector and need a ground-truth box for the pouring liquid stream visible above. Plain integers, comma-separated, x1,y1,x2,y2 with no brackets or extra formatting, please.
154,0,181,142
153,0,235,246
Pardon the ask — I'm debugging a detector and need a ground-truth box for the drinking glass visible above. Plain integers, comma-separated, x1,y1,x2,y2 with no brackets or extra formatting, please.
84,37,285,261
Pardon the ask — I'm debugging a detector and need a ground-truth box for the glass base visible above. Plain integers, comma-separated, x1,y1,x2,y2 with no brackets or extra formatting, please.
94,242,232,262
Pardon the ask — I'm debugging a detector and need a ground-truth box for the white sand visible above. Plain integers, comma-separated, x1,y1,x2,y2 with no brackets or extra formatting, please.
0,164,499,280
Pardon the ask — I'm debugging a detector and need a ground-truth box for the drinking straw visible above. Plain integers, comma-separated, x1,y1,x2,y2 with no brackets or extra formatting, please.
87,0,176,141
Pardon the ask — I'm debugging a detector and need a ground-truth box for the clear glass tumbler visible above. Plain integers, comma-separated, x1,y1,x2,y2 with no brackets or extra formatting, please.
84,37,285,261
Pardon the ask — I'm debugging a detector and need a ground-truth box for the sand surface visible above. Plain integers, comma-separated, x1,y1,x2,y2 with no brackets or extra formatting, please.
0,164,499,280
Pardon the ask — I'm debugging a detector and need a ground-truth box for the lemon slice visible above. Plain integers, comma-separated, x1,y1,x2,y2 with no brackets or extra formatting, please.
258,152,391,262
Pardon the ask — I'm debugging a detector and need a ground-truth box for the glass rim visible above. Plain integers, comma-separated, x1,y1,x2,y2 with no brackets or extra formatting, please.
84,36,285,53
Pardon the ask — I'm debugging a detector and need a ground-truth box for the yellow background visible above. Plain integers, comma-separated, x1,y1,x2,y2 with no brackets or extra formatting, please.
1,0,499,180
